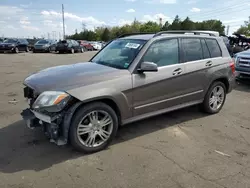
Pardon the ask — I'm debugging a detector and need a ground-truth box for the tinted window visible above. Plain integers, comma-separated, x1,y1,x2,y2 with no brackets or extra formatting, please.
201,39,210,59
181,38,203,62
143,39,179,67
205,39,222,58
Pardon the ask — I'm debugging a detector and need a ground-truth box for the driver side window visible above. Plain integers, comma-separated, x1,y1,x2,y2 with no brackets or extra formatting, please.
143,38,179,67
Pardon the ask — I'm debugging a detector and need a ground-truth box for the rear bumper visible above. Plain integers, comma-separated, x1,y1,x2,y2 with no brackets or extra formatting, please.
56,47,70,52
33,48,49,52
228,75,236,93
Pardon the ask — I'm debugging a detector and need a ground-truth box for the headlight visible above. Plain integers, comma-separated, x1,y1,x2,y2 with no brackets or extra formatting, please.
44,44,50,47
9,44,15,47
32,91,71,112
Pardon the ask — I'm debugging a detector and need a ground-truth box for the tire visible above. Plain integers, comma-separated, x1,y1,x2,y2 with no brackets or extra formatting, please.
69,102,118,153
201,81,226,114
47,47,51,53
33,50,36,53
71,48,75,54
80,47,84,53
25,46,29,52
14,47,19,53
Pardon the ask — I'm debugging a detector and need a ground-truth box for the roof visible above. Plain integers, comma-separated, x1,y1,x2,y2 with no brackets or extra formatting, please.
120,30,219,40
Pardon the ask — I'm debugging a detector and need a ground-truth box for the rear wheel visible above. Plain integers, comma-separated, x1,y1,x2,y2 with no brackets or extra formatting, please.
201,81,226,114
69,102,118,153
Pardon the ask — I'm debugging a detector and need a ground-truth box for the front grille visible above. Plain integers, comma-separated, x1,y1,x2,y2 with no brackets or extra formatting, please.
238,58,250,68
23,86,39,107
24,86,34,98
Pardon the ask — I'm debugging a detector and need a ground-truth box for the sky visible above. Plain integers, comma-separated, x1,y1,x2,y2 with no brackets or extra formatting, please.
0,0,249,39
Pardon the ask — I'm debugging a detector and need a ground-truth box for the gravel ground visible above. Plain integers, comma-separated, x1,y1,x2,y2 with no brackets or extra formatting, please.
0,52,250,188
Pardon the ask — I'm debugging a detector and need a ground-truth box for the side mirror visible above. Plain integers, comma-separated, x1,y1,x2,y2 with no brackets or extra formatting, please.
138,61,158,73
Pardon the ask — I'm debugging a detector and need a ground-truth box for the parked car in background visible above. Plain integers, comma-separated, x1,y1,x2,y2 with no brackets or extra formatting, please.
33,39,57,53
0,38,29,53
234,49,250,79
89,41,102,50
56,39,84,54
21,30,235,153
77,40,93,51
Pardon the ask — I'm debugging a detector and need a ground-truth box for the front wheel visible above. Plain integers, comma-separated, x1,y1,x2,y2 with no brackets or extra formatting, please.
69,102,118,153
14,47,19,53
71,48,75,54
25,46,29,52
201,81,226,114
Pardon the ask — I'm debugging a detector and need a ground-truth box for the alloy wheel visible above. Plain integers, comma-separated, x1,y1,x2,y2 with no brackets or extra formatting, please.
76,110,113,148
209,85,225,111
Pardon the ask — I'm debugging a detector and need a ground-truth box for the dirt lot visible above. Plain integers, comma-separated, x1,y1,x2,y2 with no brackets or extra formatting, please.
0,52,250,188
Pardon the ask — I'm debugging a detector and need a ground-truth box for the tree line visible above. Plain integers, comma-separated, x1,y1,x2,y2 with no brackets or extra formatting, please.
66,15,250,41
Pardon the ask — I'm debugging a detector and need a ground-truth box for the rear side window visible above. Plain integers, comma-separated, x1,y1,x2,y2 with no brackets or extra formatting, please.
205,39,222,58
181,38,203,62
201,39,210,59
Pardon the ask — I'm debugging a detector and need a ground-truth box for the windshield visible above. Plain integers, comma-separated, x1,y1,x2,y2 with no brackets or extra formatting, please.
91,39,147,69
3,39,17,43
37,40,49,44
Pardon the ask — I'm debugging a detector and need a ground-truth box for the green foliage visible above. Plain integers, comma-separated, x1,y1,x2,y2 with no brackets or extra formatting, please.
66,15,226,41
235,16,250,36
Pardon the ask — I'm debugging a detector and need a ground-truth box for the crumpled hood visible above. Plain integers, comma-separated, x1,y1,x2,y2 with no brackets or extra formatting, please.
24,62,124,93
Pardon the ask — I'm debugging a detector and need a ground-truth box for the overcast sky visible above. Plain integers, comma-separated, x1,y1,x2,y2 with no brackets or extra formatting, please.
0,0,249,39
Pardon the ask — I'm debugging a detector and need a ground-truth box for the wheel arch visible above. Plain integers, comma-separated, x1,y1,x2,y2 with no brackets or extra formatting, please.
61,97,122,144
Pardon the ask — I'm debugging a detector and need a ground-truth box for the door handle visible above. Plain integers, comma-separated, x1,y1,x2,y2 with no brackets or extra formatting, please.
172,68,183,75
206,61,213,67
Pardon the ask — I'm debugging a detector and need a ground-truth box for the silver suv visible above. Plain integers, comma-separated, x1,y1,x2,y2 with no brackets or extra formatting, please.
21,31,235,153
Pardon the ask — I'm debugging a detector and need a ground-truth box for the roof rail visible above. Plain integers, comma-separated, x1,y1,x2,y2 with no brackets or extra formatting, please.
117,32,156,38
153,30,218,37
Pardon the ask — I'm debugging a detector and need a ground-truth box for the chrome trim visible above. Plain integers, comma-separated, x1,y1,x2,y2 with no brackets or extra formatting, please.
134,90,204,109
123,99,203,125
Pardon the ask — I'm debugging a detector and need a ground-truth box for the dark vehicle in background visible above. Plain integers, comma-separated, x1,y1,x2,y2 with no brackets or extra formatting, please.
33,39,57,53
77,40,94,51
56,39,84,53
0,38,29,53
235,49,250,79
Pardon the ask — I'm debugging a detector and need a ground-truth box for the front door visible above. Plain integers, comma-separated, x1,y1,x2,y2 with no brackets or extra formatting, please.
132,38,189,116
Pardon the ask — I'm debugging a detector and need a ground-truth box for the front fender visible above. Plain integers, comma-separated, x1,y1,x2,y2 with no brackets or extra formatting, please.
66,86,133,121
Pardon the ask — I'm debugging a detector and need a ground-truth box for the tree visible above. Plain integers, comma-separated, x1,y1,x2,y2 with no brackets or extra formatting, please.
101,28,111,41
168,15,182,30
181,17,195,30
140,21,161,32
161,21,170,31
66,16,228,41
235,16,250,36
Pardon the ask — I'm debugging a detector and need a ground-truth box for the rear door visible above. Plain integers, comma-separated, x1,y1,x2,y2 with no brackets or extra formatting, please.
132,38,188,116
178,37,212,101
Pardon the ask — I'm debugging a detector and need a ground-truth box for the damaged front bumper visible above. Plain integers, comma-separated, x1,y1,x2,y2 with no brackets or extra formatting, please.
20,102,82,146
21,107,68,145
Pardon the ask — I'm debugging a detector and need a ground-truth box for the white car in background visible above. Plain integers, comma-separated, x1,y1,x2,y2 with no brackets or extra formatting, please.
90,41,102,50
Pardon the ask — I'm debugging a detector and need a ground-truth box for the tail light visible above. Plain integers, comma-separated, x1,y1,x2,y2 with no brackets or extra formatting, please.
229,60,235,75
